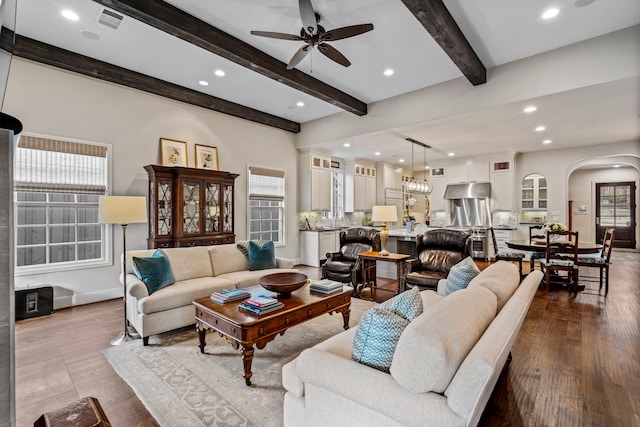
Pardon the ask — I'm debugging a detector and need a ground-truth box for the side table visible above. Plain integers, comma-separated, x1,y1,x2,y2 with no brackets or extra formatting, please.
358,251,411,298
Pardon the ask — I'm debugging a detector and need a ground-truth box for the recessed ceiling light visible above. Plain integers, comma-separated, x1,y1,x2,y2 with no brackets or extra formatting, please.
523,105,537,113
383,69,394,77
542,139,552,144
61,10,79,21
613,164,621,168
574,0,596,7
374,152,381,156
296,101,305,107
399,159,405,163
80,30,101,41
214,69,225,77
541,8,559,19
424,166,430,170
448,152,455,157
343,143,351,147
198,80,209,86
535,126,546,132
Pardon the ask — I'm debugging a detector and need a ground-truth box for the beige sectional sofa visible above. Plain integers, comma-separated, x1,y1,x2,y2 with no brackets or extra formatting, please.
282,261,543,427
122,244,297,345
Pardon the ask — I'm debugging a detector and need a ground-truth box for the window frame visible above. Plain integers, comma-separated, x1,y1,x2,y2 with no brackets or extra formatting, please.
14,133,113,276
246,165,286,246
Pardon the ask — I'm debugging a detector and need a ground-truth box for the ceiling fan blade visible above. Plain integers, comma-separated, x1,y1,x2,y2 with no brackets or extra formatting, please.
318,43,351,67
250,30,303,41
287,45,312,70
320,23,374,41
299,0,318,35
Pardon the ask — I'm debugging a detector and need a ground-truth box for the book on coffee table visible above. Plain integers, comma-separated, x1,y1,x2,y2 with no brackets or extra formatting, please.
239,300,285,315
310,279,343,294
210,289,251,304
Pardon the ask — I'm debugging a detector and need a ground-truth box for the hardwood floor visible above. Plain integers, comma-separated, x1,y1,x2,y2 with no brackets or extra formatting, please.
14,251,639,426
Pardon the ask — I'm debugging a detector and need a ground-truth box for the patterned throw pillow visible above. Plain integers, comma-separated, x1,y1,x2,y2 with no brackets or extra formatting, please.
352,286,424,372
379,285,423,321
352,307,410,372
248,240,277,271
444,257,481,295
132,249,175,295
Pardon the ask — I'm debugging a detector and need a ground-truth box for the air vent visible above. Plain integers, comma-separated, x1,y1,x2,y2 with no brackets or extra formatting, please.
97,8,124,30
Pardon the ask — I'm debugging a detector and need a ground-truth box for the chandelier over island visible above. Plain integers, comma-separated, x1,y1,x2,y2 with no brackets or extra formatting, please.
402,138,433,196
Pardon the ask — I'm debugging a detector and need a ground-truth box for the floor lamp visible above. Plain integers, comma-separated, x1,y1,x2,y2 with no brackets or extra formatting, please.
99,196,147,345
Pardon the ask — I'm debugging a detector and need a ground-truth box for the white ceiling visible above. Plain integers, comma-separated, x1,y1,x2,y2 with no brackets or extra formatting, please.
13,0,640,166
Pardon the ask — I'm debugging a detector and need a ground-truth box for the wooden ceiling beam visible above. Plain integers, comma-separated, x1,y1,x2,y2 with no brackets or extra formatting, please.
92,0,368,115
13,35,301,133
400,0,486,86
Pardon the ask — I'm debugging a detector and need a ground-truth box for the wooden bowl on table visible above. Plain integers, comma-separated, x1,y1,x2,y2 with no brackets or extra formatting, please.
258,272,308,297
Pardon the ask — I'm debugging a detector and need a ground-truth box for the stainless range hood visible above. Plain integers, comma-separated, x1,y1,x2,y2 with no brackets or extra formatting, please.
444,182,492,228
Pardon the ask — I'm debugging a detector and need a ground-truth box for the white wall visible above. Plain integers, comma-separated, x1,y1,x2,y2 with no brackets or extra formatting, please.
569,167,640,246
4,58,299,308
516,140,640,247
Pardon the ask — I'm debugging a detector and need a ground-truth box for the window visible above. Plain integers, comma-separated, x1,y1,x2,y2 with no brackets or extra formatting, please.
248,166,285,244
14,135,110,274
331,170,344,219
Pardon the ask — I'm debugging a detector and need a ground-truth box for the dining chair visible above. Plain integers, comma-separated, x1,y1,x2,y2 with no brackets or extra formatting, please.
529,225,545,272
490,227,524,278
539,230,579,294
576,228,615,296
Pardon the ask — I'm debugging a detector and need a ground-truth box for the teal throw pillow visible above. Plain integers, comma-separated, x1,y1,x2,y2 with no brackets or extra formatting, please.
379,285,423,321
444,257,480,295
132,249,175,295
236,239,269,258
352,307,410,372
248,240,277,271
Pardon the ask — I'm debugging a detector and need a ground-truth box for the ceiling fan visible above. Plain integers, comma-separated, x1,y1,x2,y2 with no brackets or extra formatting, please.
250,0,374,69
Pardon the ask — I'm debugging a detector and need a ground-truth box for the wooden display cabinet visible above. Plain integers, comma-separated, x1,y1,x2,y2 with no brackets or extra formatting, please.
145,165,239,248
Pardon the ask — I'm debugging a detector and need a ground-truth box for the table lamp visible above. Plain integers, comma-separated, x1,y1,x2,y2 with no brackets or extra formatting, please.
371,205,398,256
99,195,147,345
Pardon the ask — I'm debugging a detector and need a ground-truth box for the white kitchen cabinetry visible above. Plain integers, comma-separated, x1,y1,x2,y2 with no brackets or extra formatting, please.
490,160,514,211
428,176,447,211
492,229,513,254
299,149,332,212
300,230,339,267
445,162,490,184
345,159,377,212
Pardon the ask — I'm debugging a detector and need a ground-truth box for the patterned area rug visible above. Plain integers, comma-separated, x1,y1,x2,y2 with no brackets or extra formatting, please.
103,298,376,427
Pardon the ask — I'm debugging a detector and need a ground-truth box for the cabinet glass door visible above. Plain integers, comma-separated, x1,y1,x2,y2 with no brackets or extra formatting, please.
183,181,200,234
157,179,172,236
205,182,221,233
223,184,233,232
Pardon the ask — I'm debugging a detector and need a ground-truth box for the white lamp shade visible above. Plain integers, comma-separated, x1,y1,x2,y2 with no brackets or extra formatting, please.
371,205,398,223
98,196,147,225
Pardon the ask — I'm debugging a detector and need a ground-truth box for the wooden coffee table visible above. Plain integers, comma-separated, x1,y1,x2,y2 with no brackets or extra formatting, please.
193,284,352,385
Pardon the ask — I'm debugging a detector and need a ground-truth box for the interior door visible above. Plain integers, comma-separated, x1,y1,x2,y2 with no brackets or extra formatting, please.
596,182,636,248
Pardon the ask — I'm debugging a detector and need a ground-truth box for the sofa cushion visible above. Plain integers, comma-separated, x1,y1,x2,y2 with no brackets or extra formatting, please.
132,249,175,295
209,244,249,276
248,240,277,271
444,257,481,295
420,289,445,310
137,276,235,315
467,261,520,312
390,285,497,394
160,247,213,282
352,307,410,372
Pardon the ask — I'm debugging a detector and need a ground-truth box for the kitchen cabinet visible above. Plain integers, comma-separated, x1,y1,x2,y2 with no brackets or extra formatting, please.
345,159,377,212
491,160,514,211
145,165,238,248
300,230,339,267
428,176,447,211
492,229,513,253
299,149,332,211
445,161,490,184
521,174,547,211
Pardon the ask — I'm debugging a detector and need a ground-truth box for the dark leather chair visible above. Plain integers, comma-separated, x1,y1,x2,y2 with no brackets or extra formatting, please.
401,229,473,291
322,227,381,290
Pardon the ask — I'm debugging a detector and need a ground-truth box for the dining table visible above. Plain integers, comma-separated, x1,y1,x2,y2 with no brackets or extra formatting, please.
506,239,603,254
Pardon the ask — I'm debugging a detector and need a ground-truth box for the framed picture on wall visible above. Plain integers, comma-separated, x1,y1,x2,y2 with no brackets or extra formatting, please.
195,144,219,170
160,138,188,167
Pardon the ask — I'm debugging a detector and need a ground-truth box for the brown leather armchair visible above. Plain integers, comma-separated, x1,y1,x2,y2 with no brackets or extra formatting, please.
322,227,381,289
401,229,473,291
